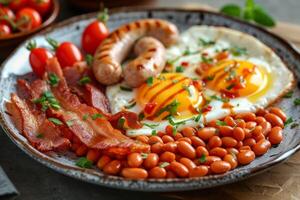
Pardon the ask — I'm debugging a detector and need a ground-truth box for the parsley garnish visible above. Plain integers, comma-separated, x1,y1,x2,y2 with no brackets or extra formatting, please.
199,154,206,163
151,130,157,136
194,113,202,123
32,91,61,111
146,77,154,86
226,83,236,90
124,101,136,109
201,55,213,64
210,95,229,103
230,47,247,56
85,54,94,66
206,75,215,81
283,91,293,98
143,123,159,129
120,86,132,91
48,73,59,87
294,98,300,106
79,76,91,85
91,113,103,120
48,117,63,125
198,38,215,46
66,119,75,127
138,112,145,120
155,99,180,117
117,117,126,129
82,114,89,121
75,157,92,168
176,66,184,73
36,133,44,138
141,153,148,159
284,117,293,127
182,85,192,96
159,162,170,168
216,120,227,126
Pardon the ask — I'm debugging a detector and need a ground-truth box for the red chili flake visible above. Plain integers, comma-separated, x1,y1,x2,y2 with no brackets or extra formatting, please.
215,51,229,61
220,89,238,99
181,61,189,67
202,105,212,112
144,102,157,115
202,52,208,57
192,80,203,91
200,62,212,71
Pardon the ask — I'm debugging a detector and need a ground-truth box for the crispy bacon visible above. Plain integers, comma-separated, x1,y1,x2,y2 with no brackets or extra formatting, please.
45,58,149,153
109,111,142,129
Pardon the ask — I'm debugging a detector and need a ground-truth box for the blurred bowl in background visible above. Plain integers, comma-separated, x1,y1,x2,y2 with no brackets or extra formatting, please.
0,0,60,60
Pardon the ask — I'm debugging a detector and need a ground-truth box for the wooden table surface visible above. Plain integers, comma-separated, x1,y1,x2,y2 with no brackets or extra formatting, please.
1,0,300,199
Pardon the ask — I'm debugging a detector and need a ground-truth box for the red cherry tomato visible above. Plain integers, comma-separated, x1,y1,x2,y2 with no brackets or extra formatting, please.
29,0,52,16
0,23,11,36
26,40,53,77
9,0,28,11
144,102,157,115
55,42,83,68
0,7,15,26
81,9,109,54
16,7,42,31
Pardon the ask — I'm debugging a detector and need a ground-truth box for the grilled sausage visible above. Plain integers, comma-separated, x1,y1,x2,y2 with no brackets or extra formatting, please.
93,19,179,85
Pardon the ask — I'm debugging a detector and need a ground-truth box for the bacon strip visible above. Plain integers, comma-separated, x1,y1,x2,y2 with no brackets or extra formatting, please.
45,58,149,153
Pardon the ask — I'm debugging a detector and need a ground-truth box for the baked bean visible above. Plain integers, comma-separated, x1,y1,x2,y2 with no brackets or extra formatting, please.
174,132,184,140
255,116,266,124
76,145,88,156
235,112,256,121
157,131,165,137
151,142,163,154
221,137,238,148
162,142,177,153
210,161,231,174
232,127,244,141
71,143,80,152
252,139,271,156
254,133,265,142
182,127,196,137
244,128,252,138
264,113,284,128
236,119,246,129
236,141,243,148
209,147,227,158
175,154,182,161
226,148,239,156
86,149,100,163
224,116,236,127
239,145,251,151
260,121,272,136
196,146,209,157
208,136,222,148
128,153,143,168
97,155,111,169
219,126,233,137
189,166,208,177
189,136,205,147
177,137,192,144
197,127,217,141
143,153,159,169
269,107,287,122
166,170,177,178
246,121,257,130
243,138,256,147
252,125,262,137
207,120,218,128
165,125,174,136
149,167,167,178
121,168,148,179
160,151,176,163
177,141,196,159
256,108,269,116
103,160,122,175
223,154,238,169
268,126,283,145
149,136,163,145
162,135,174,143
237,150,255,165
170,161,189,177
180,157,196,170
136,135,149,144
202,156,221,165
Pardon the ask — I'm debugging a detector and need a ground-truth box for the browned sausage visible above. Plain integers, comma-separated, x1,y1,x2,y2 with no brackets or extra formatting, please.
93,19,179,85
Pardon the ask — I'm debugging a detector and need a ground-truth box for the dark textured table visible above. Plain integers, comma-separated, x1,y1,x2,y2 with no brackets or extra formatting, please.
1,1,300,200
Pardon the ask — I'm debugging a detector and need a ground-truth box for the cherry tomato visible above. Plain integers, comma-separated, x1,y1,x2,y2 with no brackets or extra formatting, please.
0,7,15,26
16,7,42,31
29,0,52,16
0,24,11,36
9,0,28,11
81,9,109,54
26,40,53,77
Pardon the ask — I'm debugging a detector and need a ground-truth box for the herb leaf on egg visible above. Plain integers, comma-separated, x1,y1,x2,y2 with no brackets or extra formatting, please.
155,99,180,117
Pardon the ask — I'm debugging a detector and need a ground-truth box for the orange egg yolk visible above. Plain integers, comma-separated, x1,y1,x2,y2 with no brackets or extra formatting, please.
203,60,270,99
136,73,204,121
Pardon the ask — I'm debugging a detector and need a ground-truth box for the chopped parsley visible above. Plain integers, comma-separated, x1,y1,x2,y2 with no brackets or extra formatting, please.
48,117,63,125
146,77,154,86
138,112,145,120
182,85,192,96
216,120,227,126
151,130,157,136
182,48,200,56
284,117,293,127
172,79,179,84
201,55,213,64
36,133,44,138
176,66,184,73
75,157,92,168
85,54,94,66
198,38,215,46
283,91,293,98
294,98,300,106
66,119,75,127
291,123,299,129
167,116,188,127
48,73,59,87
120,86,132,91
91,113,103,120
124,101,136,109
159,162,170,168
143,123,159,129
230,47,247,56
226,83,236,90
32,91,61,111
79,76,91,85
194,113,202,123
82,114,89,121
117,117,126,129
206,75,215,81
199,154,206,163
155,99,180,117
141,153,148,159
210,95,229,103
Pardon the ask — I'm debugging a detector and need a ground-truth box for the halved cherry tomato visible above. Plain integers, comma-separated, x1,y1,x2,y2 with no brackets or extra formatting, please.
9,0,28,11
47,38,83,68
16,7,42,31
0,23,11,36
81,9,109,54
0,7,15,26
29,0,52,16
26,40,53,77
144,102,157,115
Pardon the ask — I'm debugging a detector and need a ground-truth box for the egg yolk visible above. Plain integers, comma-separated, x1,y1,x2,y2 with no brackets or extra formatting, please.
203,60,271,100
136,73,204,121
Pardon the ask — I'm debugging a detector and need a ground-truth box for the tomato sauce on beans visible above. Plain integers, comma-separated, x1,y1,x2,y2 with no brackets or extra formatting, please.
71,107,286,180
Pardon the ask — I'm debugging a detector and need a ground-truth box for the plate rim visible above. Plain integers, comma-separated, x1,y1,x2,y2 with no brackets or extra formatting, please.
1,6,300,192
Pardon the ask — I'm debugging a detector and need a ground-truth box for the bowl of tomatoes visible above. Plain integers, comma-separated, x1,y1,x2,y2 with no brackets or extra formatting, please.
0,0,59,59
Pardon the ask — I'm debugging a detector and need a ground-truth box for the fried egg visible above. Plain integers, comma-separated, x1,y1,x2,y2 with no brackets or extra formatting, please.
106,26,295,137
